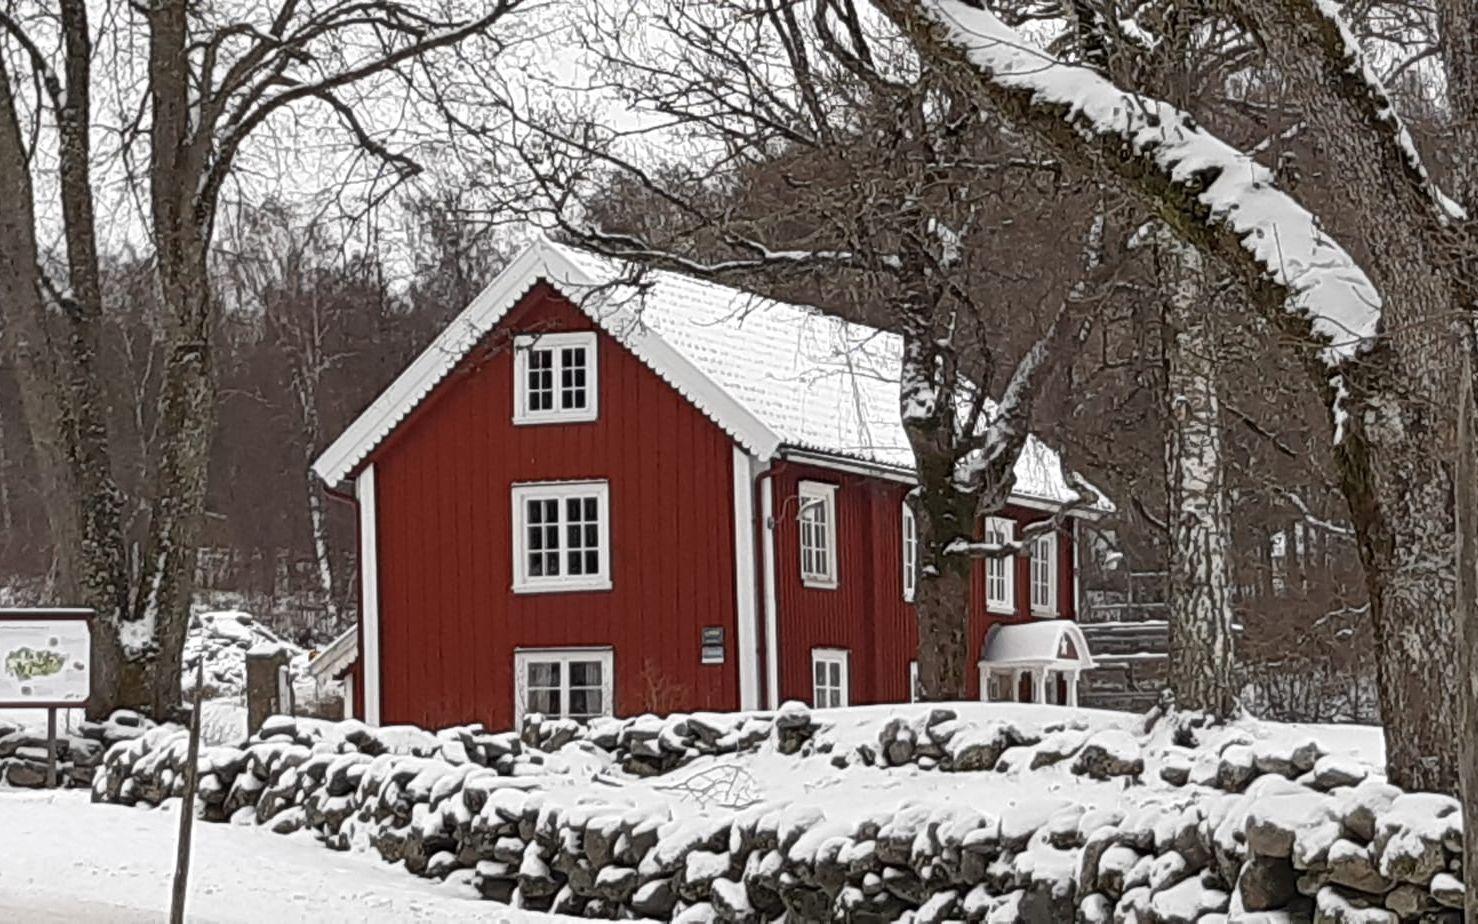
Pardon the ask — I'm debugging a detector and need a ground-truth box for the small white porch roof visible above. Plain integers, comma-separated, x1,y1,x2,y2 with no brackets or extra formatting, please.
307,627,358,682
979,621,1096,671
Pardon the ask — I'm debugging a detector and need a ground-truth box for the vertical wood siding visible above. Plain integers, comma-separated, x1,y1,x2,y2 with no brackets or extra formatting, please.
771,462,1081,708
366,285,740,730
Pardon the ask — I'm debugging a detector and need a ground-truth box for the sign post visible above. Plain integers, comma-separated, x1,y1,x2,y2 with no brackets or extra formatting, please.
0,609,93,789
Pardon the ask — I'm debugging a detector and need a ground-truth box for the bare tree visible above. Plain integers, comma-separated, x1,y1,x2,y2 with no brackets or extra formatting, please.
870,0,1475,801
0,0,530,717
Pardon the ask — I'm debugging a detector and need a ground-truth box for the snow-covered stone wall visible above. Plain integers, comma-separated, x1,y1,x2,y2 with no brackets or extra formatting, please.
91,706,1465,922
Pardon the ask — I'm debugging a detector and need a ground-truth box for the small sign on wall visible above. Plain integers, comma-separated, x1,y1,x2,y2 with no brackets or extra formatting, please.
700,626,725,665
0,610,91,707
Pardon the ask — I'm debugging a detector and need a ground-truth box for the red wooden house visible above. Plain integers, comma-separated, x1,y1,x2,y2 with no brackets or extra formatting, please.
310,238,1108,729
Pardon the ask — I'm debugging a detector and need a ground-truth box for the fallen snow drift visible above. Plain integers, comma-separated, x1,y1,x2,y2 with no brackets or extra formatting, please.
0,790,574,922
88,702,1459,921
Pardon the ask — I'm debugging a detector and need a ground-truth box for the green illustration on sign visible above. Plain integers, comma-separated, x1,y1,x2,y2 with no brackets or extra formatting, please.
5,646,66,681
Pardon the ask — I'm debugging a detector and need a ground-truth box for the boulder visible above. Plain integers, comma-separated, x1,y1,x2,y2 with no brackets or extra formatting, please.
1325,839,1391,894
1071,730,1144,780
1429,872,1464,910
1238,855,1298,911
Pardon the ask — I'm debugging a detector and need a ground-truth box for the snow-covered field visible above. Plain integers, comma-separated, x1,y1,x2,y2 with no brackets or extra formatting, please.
0,790,574,922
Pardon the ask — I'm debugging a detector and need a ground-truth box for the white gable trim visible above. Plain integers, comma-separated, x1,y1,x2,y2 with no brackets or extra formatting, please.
312,238,782,486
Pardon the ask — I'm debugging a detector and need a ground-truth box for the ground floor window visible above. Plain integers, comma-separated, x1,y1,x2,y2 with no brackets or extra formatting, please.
514,648,614,722
812,648,850,708
985,669,1015,703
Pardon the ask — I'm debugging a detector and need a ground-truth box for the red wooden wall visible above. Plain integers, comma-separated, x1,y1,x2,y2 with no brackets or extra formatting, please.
364,284,742,730
769,461,1078,707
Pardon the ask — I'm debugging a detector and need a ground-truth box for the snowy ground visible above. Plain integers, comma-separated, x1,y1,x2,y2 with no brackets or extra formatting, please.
0,790,576,922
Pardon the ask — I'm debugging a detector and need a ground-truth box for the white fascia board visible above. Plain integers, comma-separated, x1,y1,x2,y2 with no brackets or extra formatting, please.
777,447,1110,518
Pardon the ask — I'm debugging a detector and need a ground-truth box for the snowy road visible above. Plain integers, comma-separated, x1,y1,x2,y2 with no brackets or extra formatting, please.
0,790,565,922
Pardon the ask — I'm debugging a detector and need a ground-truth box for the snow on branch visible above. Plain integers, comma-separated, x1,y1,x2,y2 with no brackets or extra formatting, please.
876,0,1382,368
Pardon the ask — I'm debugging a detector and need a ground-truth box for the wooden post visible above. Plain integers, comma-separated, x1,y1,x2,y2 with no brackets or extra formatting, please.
45,707,56,788
170,659,205,924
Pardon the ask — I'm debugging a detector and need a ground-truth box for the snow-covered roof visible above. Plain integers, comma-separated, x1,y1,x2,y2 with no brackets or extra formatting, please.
979,621,1096,670
307,627,357,682
312,236,1109,512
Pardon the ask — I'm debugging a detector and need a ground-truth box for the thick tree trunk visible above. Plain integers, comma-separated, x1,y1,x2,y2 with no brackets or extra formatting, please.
1455,343,1478,919
1333,340,1460,793
902,321,977,701
913,542,974,701
1155,229,1237,719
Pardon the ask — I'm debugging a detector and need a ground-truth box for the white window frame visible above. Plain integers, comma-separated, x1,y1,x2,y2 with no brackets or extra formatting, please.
902,504,918,602
811,647,850,708
1030,532,1058,616
511,480,612,593
513,331,599,425
514,647,614,723
985,516,1015,614
798,481,839,589
909,660,920,703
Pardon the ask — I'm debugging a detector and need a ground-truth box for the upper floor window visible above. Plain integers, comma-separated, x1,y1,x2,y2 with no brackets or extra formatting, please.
812,648,850,708
1030,532,1057,615
512,481,611,593
514,332,598,424
985,517,1015,613
902,504,918,602
798,481,838,589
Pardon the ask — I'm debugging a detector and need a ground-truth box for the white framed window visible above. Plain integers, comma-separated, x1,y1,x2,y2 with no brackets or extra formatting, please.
909,660,920,703
514,332,598,424
902,504,918,602
1030,532,1058,615
985,517,1015,614
514,648,613,722
812,648,849,707
798,481,838,589
511,481,611,593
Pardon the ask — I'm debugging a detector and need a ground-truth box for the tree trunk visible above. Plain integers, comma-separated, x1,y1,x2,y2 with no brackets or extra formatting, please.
1455,340,1478,920
1333,339,1460,793
1155,227,1237,719
913,535,974,701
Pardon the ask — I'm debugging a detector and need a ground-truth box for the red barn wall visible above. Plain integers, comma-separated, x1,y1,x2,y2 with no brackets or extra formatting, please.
769,461,1080,708
364,284,741,730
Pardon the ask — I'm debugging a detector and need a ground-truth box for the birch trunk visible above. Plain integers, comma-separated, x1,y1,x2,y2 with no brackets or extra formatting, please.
1154,228,1237,719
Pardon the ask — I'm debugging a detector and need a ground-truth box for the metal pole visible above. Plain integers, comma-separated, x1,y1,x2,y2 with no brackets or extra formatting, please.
45,707,56,788
170,659,205,924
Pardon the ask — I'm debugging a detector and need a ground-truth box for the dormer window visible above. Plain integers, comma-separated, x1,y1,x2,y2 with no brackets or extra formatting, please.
514,332,598,424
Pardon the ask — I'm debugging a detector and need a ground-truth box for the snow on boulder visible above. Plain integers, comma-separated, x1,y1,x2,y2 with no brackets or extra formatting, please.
182,610,309,696
1071,729,1144,780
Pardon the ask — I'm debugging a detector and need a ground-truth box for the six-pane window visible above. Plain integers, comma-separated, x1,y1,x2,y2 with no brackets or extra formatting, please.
812,648,849,708
512,482,611,592
985,516,1015,613
799,482,838,588
902,504,917,602
514,332,598,424
517,649,612,721
1030,532,1057,615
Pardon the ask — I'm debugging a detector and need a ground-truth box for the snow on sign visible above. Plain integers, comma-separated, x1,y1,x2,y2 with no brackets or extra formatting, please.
0,610,91,707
